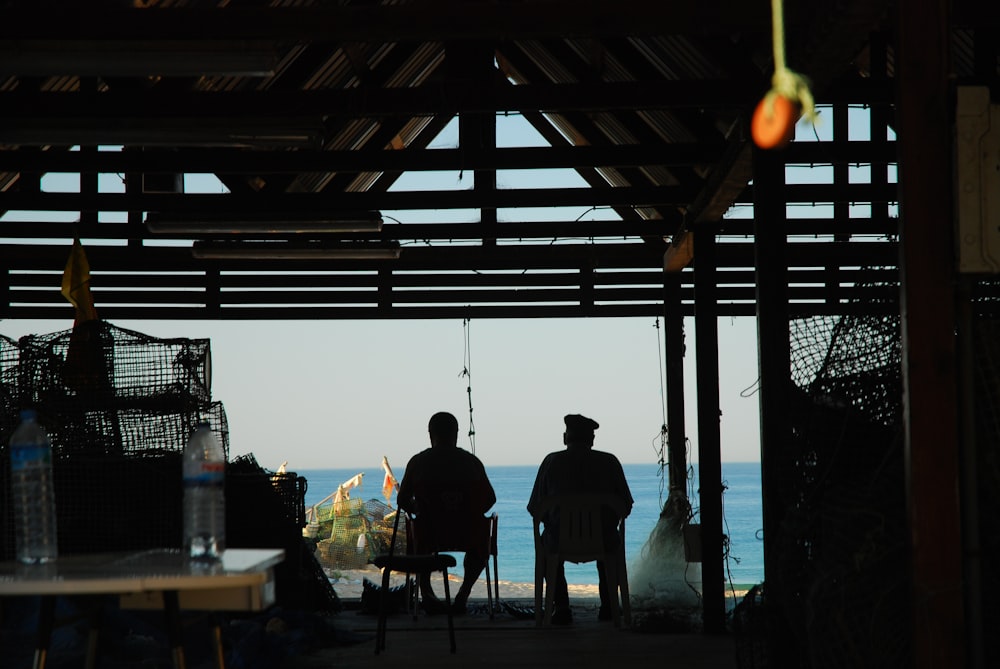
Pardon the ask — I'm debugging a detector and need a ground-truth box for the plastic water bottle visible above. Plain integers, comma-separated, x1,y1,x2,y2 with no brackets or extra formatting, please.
9,409,58,564
183,421,226,561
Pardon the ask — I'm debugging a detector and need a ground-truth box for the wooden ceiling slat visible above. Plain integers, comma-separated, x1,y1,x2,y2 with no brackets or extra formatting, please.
0,239,897,271
0,80,892,122
0,144,731,173
2,265,899,294
0,4,774,42
2,300,910,321
0,137,899,176
0,183,896,214
0,186,700,212
4,284,897,309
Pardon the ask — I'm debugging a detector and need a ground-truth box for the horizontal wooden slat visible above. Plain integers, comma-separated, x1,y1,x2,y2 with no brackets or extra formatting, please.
0,186,699,212
0,145,726,174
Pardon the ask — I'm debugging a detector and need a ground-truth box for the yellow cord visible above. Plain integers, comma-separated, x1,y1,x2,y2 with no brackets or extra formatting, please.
763,0,817,124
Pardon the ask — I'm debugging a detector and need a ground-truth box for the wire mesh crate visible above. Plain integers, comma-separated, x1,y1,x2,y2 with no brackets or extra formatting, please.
15,320,211,412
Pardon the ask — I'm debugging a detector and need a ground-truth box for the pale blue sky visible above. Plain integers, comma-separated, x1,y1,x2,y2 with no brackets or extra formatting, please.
0,316,762,469
3,105,892,469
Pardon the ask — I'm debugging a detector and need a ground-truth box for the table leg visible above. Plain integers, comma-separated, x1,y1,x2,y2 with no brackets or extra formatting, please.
84,603,102,669
162,590,187,669
32,595,55,669
210,614,226,669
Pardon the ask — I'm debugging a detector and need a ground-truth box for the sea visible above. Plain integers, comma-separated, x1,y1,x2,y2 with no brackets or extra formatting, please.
296,462,764,589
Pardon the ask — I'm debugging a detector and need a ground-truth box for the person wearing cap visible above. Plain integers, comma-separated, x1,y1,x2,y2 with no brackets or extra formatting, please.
527,413,634,625
397,411,497,615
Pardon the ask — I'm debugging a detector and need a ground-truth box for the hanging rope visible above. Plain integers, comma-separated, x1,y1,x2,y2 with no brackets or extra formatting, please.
653,318,670,508
751,0,818,149
460,317,477,454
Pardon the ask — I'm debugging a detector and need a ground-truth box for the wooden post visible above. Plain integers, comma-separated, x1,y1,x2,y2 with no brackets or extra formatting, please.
753,143,792,664
693,224,725,633
663,273,689,499
896,2,966,666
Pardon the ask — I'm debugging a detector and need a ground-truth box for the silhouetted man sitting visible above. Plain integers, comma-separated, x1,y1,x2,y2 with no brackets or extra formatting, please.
398,411,497,615
528,413,633,624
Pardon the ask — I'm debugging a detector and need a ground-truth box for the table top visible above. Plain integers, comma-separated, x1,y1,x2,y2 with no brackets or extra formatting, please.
0,548,285,596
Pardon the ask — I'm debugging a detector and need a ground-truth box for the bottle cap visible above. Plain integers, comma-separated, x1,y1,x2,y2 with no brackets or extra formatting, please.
19,408,37,421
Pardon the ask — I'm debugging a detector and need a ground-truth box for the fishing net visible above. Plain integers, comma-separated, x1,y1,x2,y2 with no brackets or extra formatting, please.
629,491,703,619
15,319,212,421
228,454,338,613
0,335,18,445
0,321,220,560
968,284,1000,668
312,497,404,572
735,285,912,668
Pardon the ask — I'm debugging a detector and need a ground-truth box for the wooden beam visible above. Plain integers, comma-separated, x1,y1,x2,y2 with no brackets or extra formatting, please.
0,185,697,213
0,144,729,174
0,3,774,41
0,79,892,122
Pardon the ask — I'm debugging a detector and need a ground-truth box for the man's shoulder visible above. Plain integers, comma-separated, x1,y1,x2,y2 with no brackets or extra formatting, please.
405,448,435,466
450,447,486,466
591,449,624,463
408,447,434,459
537,450,568,467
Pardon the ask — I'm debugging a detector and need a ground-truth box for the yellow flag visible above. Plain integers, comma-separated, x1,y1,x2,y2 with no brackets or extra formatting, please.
61,239,98,323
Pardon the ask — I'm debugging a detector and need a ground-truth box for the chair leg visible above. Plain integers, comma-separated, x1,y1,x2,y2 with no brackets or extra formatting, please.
603,559,623,628
441,569,456,653
485,560,494,619
412,577,423,622
618,551,631,626
534,554,545,627
492,553,500,617
405,573,417,618
543,558,559,626
374,567,393,654
404,570,413,618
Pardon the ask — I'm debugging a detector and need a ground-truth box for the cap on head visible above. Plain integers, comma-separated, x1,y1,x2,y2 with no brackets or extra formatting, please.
428,411,459,439
564,414,599,435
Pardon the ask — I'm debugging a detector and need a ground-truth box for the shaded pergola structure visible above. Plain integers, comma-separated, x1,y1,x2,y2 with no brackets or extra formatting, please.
0,2,995,666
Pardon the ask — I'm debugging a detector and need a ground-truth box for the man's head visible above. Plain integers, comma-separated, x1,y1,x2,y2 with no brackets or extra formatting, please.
563,413,599,449
428,411,460,448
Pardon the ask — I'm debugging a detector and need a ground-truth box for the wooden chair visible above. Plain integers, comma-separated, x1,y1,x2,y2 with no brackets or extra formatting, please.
532,493,631,628
370,508,457,654
406,510,499,618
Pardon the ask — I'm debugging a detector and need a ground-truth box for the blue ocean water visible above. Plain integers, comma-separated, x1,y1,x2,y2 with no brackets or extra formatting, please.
296,462,764,588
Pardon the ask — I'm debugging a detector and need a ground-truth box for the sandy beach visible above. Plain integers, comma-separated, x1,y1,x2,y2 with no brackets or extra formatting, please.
325,566,751,613
326,566,599,601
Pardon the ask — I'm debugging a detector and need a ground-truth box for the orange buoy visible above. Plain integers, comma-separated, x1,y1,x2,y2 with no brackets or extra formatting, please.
751,94,800,150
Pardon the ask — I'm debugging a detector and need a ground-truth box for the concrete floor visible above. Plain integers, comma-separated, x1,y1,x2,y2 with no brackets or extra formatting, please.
283,597,742,669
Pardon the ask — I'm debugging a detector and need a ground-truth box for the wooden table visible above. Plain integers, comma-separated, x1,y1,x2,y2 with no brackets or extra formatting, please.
0,548,284,669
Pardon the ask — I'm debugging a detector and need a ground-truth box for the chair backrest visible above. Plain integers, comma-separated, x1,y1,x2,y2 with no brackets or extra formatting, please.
384,506,409,558
410,490,496,555
532,493,626,563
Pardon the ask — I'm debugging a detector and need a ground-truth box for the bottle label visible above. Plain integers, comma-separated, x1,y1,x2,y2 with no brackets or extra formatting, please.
10,445,51,471
184,461,225,485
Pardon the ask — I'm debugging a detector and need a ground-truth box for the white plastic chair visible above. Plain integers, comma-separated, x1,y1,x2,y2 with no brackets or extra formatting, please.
532,493,631,627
